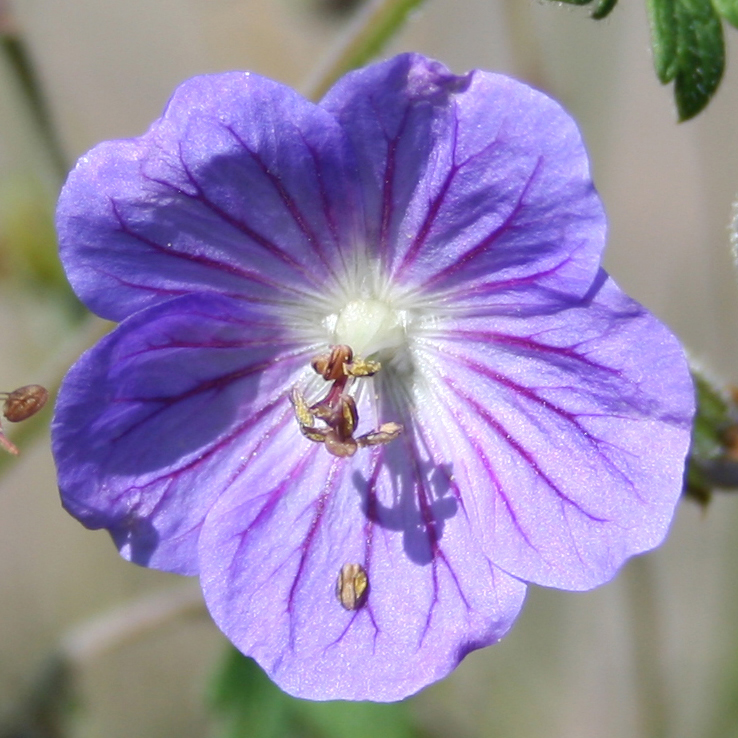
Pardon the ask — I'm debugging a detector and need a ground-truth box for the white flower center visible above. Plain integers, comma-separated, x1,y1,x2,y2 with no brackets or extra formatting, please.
332,299,408,362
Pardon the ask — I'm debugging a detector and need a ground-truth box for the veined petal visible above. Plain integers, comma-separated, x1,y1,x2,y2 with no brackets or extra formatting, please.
57,72,361,322
52,53,695,703
199,416,527,701
409,272,694,590
321,53,603,311
52,293,313,574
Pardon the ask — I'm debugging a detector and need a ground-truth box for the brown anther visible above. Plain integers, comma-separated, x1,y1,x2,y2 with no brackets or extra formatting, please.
290,387,315,428
338,395,358,439
2,385,48,423
336,563,368,610
324,431,358,457
311,345,354,381
357,422,404,448
310,396,357,440
300,426,330,444
294,344,400,457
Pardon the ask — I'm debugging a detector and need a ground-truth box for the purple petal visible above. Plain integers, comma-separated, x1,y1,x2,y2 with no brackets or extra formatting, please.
409,272,694,590
199,419,527,701
51,53,696,703
57,72,361,322
52,293,312,574
321,53,605,312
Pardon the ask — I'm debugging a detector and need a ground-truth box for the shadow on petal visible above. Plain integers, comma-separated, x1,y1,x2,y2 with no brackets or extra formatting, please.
111,512,161,567
351,450,458,565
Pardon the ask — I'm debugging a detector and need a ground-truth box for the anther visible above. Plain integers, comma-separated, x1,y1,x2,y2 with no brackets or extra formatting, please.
312,345,353,382
290,387,315,428
344,358,381,378
0,384,49,456
324,431,358,458
357,422,404,448
292,345,401,457
336,563,368,610
2,384,48,423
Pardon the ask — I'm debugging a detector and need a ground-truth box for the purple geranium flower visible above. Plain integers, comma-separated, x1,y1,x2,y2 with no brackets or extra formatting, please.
52,53,694,701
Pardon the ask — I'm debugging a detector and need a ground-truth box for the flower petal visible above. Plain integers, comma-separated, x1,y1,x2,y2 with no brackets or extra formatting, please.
321,53,604,313
199,410,527,702
52,293,313,574
57,72,361,322
409,272,694,590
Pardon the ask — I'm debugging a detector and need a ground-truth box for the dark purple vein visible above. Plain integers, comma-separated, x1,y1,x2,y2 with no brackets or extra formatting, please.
421,157,543,290
110,199,314,299
222,124,339,278
427,328,620,375
395,115,460,278
170,153,323,288
444,378,609,524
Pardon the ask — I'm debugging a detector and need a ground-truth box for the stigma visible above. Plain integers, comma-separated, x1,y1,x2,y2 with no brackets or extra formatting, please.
290,344,403,457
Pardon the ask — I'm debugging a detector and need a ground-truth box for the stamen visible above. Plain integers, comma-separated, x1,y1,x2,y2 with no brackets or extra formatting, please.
290,345,403,457
312,345,353,382
324,432,358,458
357,422,403,448
2,384,48,422
290,387,315,428
0,383,49,456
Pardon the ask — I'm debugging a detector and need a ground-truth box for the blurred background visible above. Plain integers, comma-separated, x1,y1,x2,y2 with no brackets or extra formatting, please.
1,0,737,736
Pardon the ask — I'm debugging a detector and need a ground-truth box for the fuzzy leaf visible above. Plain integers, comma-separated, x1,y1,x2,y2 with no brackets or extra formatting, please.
592,0,619,20
647,0,724,119
647,0,679,82
712,0,738,28
543,0,619,18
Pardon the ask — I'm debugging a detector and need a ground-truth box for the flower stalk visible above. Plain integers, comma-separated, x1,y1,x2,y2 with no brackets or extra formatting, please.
302,0,428,100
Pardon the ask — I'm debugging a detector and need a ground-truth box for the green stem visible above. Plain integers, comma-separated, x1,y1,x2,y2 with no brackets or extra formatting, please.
301,0,429,101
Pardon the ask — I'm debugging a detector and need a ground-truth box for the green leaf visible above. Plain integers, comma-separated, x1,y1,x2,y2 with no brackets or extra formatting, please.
542,0,619,18
592,0,619,20
647,0,679,82
208,647,426,738
208,649,292,738
647,0,724,120
292,700,423,738
712,0,738,28
675,0,724,119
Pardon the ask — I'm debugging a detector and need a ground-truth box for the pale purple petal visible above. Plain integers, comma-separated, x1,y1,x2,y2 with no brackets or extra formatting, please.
409,272,694,589
57,72,361,322
52,53,695,702
321,53,604,312
199,401,527,701
52,293,313,574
